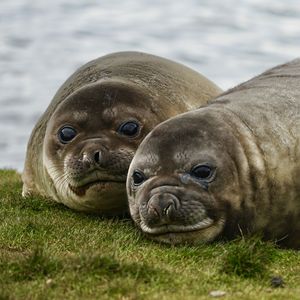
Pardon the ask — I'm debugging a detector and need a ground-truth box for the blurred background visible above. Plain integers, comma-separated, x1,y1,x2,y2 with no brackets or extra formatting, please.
1,0,300,171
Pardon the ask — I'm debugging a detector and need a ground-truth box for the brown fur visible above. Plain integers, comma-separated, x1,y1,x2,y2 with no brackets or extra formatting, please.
22,51,221,215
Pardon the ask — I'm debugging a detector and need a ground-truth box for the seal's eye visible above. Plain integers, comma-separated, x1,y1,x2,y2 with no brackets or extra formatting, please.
58,126,77,144
191,164,213,180
132,170,146,186
118,121,140,137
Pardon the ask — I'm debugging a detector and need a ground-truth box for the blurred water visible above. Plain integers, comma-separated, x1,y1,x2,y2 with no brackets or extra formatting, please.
1,0,300,170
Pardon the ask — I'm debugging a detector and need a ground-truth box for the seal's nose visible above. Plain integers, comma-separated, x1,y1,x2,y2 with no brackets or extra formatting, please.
147,193,179,224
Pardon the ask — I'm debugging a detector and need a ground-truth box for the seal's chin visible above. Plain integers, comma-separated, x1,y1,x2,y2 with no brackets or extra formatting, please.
69,180,124,197
141,218,225,245
63,180,127,214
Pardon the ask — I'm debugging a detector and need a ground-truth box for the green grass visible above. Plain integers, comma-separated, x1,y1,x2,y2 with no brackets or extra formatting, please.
0,169,299,299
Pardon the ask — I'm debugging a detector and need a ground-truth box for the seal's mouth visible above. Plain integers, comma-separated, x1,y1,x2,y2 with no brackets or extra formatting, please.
140,218,214,235
139,217,225,245
69,180,124,196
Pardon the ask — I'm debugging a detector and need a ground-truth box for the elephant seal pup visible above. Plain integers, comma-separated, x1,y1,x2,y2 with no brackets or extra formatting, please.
22,51,221,215
127,58,300,248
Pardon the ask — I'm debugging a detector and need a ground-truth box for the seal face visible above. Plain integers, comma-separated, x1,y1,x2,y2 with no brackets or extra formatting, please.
127,59,300,248
22,51,221,214
43,81,160,213
127,112,239,244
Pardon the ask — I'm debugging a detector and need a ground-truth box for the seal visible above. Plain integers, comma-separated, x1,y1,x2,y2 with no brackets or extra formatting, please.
127,58,300,248
22,51,222,215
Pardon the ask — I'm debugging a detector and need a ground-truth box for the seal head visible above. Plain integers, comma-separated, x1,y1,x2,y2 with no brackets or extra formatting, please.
43,80,166,213
127,110,247,244
22,51,222,214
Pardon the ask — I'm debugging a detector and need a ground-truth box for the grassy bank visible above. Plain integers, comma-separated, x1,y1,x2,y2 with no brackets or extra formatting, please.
0,169,299,299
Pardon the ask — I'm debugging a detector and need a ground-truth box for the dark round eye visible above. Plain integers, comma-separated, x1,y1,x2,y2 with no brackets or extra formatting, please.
132,170,146,186
118,121,140,137
191,165,214,180
58,126,77,144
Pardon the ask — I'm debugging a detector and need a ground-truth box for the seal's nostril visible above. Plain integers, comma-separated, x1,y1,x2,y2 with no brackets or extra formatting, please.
147,196,178,220
94,151,101,163
148,205,160,217
164,202,174,216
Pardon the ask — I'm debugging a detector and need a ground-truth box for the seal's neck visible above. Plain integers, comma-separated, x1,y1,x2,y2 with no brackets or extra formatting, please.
209,105,271,235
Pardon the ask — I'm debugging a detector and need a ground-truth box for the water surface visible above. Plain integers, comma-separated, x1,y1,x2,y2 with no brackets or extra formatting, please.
1,0,300,170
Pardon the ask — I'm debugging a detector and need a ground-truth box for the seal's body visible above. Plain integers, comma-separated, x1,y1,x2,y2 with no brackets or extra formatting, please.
22,51,221,215
127,59,300,248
